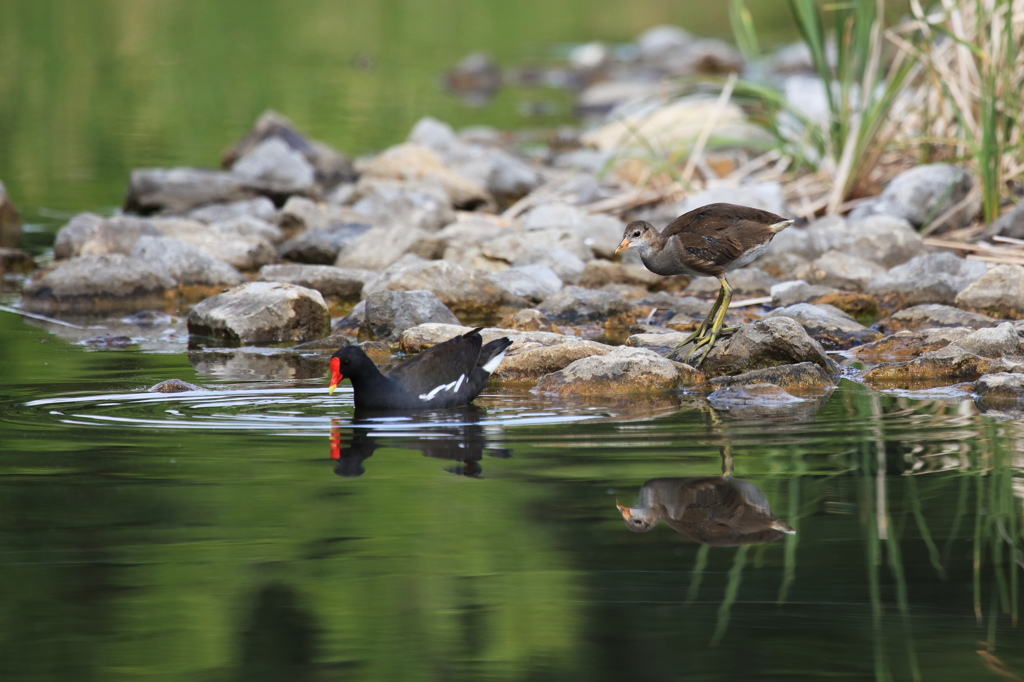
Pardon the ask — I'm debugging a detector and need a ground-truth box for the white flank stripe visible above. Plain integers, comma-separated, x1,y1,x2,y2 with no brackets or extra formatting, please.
418,374,466,401
481,348,507,374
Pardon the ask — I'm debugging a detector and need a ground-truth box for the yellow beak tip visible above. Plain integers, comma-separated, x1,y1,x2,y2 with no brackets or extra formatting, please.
328,384,337,395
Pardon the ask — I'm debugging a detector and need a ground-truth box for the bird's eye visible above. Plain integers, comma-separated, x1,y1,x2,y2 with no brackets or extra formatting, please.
632,231,640,238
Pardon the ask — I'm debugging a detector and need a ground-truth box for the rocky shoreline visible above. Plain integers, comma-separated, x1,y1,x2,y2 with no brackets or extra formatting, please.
3,25,1024,419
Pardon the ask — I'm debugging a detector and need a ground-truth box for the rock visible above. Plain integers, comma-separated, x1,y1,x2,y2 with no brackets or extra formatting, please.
686,268,777,296
230,137,316,194
482,226,593,265
348,178,455,232
849,163,979,231
511,247,587,284
361,143,492,209
22,254,177,314
766,214,922,268
277,222,373,264
984,201,1024,240
493,338,612,384
221,110,356,189
277,196,361,232
293,332,354,352
124,168,261,214
0,180,22,248
805,251,886,290
756,250,813,281
149,379,205,393
81,334,134,349
187,282,330,345
636,25,742,75
399,322,592,354
850,328,973,360
130,235,244,293
956,322,1021,357
810,291,879,323
533,346,704,395
497,308,560,332
707,383,809,414
486,264,562,302
0,247,34,276
53,213,162,259
257,264,375,302
954,264,1024,319
681,316,840,376
187,197,277,224
862,345,1001,390
209,216,284,245
153,219,278,272
362,258,513,317
361,289,461,341
975,373,1024,399
577,260,665,289
770,280,837,308
535,286,634,325
676,182,788,218
866,252,988,313
519,203,625,258
626,330,694,356
762,302,882,350
875,303,1001,333
707,362,834,397
441,53,502,104
334,226,444,271
576,81,666,115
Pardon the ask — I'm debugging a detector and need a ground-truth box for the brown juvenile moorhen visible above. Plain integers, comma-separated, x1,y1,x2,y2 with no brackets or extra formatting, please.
616,476,795,546
328,328,512,411
615,202,793,365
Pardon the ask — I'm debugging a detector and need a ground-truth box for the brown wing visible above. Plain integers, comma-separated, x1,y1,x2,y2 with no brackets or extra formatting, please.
662,203,785,275
386,328,482,395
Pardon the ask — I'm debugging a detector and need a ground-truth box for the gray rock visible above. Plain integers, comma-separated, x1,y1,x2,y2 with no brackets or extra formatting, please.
493,338,612,385
984,201,1024,240
277,222,372,264
849,328,974,359
153,220,278,272
766,214,922,268
348,178,455,232
805,250,885,290
482,227,593,264
362,258,513,317
954,264,1024,320
876,304,1002,333
221,110,356,189
497,308,560,332
130,235,244,290
277,196,363,231
187,281,329,345
577,260,664,289
257,264,375,301
362,290,461,341
536,286,633,324
975,373,1024,399
862,344,1003,390
677,182,788,217
22,254,177,314
486,264,562,301
511,248,587,285
763,302,882,350
0,179,22,248
866,252,988,312
187,197,276,224
293,332,354,352
209,216,284,245
533,346,704,395
53,213,161,259
770,280,837,308
707,362,834,397
361,143,492,209
756,250,814,282
956,322,1021,358
149,379,206,393
683,316,840,376
626,330,695,356
519,203,625,259
124,168,261,214
849,163,978,231
686,268,778,296
399,322,597,354
334,225,445,271
231,136,316,194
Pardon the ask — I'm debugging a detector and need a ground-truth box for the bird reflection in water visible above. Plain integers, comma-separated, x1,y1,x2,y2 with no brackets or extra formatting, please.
329,406,510,478
617,447,794,546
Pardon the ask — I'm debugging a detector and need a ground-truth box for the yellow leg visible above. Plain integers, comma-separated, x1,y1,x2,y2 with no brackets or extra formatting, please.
670,277,733,366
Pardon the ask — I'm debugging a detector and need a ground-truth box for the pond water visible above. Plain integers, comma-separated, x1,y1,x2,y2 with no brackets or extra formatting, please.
1,1,1021,681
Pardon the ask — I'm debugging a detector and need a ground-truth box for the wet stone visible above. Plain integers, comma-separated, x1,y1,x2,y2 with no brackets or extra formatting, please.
849,328,974,360
532,346,704,395
861,345,1002,390
706,362,834,397
762,302,882,350
685,316,840,377
975,373,1024,400
187,282,330,346
293,332,354,352
149,378,206,393
955,322,1022,358
875,304,1001,334
22,254,177,315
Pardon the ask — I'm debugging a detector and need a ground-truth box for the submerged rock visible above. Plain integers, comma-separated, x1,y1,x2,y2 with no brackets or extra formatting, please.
861,345,1004,390
706,362,834,397
187,282,330,345
22,254,177,314
533,346,704,395
149,378,205,393
361,289,461,341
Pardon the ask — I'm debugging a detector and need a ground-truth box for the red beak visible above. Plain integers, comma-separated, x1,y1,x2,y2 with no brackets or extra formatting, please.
328,357,343,395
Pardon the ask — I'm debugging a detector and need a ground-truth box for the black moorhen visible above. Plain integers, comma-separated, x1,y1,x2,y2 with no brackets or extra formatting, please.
615,203,793,366
328,328,512,411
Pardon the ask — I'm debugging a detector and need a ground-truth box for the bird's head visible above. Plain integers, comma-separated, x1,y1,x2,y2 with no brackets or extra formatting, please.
615,221,656,256
616,501,655,532
328,346,373,395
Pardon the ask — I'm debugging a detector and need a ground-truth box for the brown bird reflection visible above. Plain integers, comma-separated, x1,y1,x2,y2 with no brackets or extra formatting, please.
617,476,795,546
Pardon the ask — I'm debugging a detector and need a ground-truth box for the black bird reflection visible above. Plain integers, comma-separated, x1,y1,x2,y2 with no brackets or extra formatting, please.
329,406,510,478
617,449,794,546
